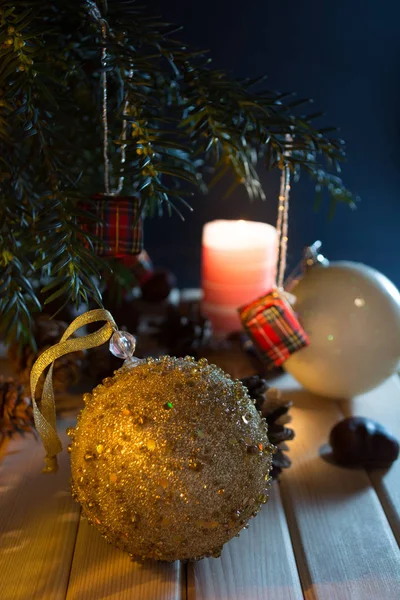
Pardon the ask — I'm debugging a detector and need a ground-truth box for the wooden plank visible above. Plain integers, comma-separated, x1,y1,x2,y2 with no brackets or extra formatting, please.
340,374,400,545
188,484,304,600
66,517,183,600
277,374,400,600
0,419,80,600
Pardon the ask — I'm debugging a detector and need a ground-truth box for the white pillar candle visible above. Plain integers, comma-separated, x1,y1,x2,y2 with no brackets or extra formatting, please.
201,219,278,335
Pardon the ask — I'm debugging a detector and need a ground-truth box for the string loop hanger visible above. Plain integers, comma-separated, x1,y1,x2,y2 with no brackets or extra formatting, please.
87,1,129,196
276,135,292,291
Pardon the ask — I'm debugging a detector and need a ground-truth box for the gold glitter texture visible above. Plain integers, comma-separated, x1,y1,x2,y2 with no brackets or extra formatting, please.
69,356,274,561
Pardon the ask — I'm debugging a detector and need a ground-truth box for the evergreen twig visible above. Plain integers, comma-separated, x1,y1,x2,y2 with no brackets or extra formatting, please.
0,0,357,345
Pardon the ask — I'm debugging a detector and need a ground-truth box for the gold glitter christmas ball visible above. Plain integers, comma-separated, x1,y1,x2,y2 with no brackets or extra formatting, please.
68,356,274,561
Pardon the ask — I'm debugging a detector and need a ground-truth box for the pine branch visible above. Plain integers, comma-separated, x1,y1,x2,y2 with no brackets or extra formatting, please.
0,0,357,347
180,66,265,201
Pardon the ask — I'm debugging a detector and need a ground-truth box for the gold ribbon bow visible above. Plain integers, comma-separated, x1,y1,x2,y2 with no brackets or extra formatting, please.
30,309,117,473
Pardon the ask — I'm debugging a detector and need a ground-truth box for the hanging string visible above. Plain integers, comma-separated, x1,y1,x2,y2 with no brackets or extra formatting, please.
100,23,111,195
275,177,284,251
276,165,291,289
114,69,133,195
276,135,292,290
97,5,129,196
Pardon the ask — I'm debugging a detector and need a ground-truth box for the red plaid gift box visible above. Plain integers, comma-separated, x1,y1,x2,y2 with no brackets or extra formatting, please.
82,194,143,257
238,289,309,368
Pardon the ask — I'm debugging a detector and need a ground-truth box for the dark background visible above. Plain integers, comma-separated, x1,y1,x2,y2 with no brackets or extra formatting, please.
146,0,400,288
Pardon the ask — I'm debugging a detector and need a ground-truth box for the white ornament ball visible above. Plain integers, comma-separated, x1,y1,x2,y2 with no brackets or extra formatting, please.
284,262,400,398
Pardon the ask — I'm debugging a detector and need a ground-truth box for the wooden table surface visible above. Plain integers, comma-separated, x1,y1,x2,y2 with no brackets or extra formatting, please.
1,365,400,600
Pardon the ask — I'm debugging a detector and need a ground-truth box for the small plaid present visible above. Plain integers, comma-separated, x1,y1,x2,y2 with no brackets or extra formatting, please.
82,194,143,257
238,289,309,369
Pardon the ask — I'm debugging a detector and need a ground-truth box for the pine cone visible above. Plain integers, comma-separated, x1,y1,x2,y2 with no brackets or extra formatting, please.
8,315,85,394
0,377,34,438
240,375,294,480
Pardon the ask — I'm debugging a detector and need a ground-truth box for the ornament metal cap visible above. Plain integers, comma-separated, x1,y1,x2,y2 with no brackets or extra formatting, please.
302,240,329,271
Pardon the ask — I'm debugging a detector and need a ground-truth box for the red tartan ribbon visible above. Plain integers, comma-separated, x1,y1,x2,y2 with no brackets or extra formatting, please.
238,289,309,368
82,195,143,257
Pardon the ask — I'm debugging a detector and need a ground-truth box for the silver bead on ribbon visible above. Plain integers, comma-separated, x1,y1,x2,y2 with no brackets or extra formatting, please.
109,330,144,367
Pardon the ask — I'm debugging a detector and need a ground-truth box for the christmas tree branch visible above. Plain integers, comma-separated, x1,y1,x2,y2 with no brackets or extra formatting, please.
0,0,357,346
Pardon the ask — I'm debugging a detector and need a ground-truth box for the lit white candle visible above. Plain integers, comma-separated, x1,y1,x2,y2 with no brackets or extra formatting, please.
201,219,278,335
